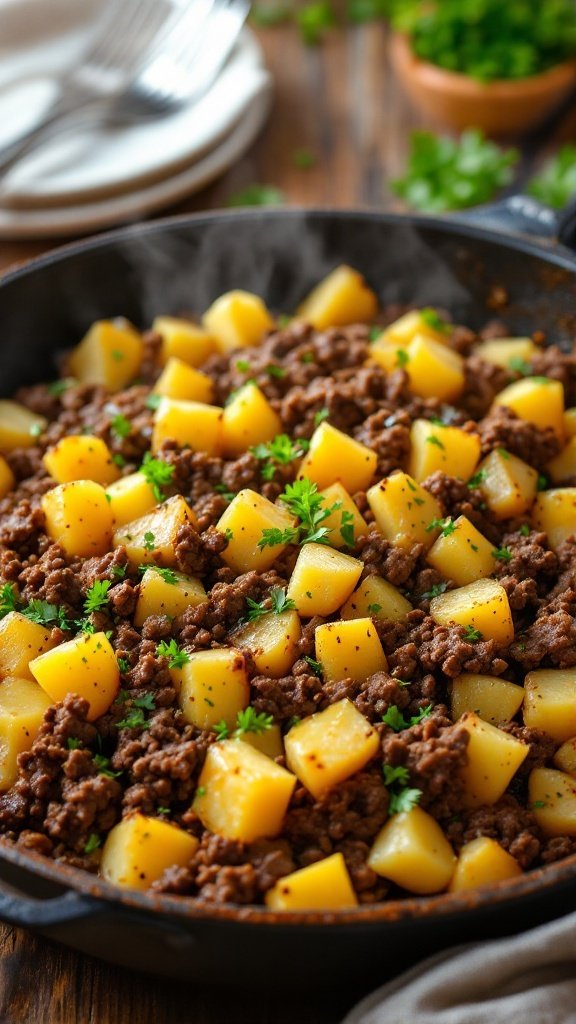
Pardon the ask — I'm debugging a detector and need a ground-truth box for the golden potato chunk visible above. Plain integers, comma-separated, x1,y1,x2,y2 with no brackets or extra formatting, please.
340,574,412,623
43,435,120,486
315,618,387,682
554,737,576,776
367,806,456,895
30,631,120,722
427,515,496,587
474,337,538,369
564,408,576,438
222,383,282,457
430,578,514,646
492,377,565,440
178,648,249,731
231,609,301,678
153,316,217,367
153,357,215,404
265,852,358,911
376,309,450,348
0,456,15,499
284,698,379,798
449,837,521,892
0,612,56,681
241,723,284,760
366,471,442,552
202,290,274,352
404,335,465,402
0,400,46,452
134,568,207,628
297,265,378,331
523,669,576,742
532,488,576,549
477,449,538,520
0,676,52,789
151,397,224,456
529,767,576,837
105,472,157,527
547,437,576,485
42,480,114,557
318,483,368,550
216,489,297,574
101,814,199,891
67,319,143,391
460,712,528,807
297,422,377,494
286,543,363,617
450,673,524,727
407,419,480,483
113,495,197,568
193,739,296,842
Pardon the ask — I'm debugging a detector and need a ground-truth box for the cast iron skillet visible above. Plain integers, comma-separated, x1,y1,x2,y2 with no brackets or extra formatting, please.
0,200,575,987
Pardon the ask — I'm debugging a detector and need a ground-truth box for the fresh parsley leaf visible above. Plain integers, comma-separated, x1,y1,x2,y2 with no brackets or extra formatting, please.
93,753,121,778
277,477,341,546
314,407,330,427
234,707,274,737
133,693,156,711
382,704,433,732
251,433,309,481
226,185,285,208
214,720,229,740
367,602,382,614
420,581,448,601
396,349,410,368
0,583,19,619
519,524,530,537
463,625,483,643
492,546,512,562
244,586,296,622
140,452,175,503
303,655,322,676
84,833,101,854
467,469,487,489
339,509,356,547
117,707,148,730
111,564,127,581
146,393,162,411
156,805,170,816
214,483,235,502
117,657,130,674
235,359,251,372
110,413,131,440
22,600,70,630
84,579,112,614
143,531,156,552
139,565,178,584
426,517,456,537
156,638,190,669
383,763,422,816
266,364,286,379
508,356,533,376
420,308,449,333
537,473,549,492
67,737,82,750
426,435,445,449
48,378,74,397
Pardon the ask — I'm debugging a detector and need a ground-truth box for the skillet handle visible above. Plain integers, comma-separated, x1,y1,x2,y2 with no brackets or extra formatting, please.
0,877,101,928
449,193,576,251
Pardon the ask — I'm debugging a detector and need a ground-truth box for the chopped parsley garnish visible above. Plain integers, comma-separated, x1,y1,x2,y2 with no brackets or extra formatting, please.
383,764,422,816
492,546,512,562
157,806,170,816
508,357,533,376
117,657,131,674
0,583,18,619
244,586,296,622
303,655,322,677
266,364,286,379
48,378,72,397
339,510,355,547
110,413,131,439
116,707,148,731
139,565,178,584
145,393,162,411
214,720,230,740
426,435,445,449
537,473,549,492
396,349,410,368
467,469,487,489
67,737,82,751
84,833,101,854
111,564,127,581
367,602,382,614
258,477,342,550
22,600,70,630
214,483,235,502
143,531,156,552
519,524,530,537
140,452,175,502
251,433,309,481
93,753,121,778
463,625,483,642
235,359,251,372
314,407,329,427
133,693,156,711
497,448,511,460
426,517,456,537
234,707,274,736
224,528,234,541
84,579,112,614
368,326,383,342
420,308,449,333
382,704,433,732
156,638,190,669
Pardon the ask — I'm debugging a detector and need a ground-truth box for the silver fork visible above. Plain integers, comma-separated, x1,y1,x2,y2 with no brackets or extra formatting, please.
0,0,250,178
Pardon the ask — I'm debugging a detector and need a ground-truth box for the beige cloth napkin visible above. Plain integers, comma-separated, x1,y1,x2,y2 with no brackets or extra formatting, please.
343,910,576,1024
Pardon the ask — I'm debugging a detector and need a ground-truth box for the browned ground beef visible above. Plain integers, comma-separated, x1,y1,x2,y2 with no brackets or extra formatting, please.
1,312,575,906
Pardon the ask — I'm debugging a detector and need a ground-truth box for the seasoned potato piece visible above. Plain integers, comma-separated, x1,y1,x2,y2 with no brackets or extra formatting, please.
532,488,576,549
369,338,409,373
529,767,576,837
315,618,387,682
376,309,450,348
0,456,15,499
242,724,284,760
222,383,282,457
407,420,480,483
265,853,358,911
153,316,217,367
44,435,120,486
368,807,456,895
286,543,363,617
231,610,301,678
492,377,565,440
178,648,249,731
0,612,56,681
430,578,514,646
67,319,142,391
547,438,576,485
564,408,576,438
523,669,576,742
153,357,215,404
284,698,379,798
113,495,197,568
0,400,46,451
297,422,377,494
30,631,120,721
193,739,296,842
477,449,538,520
404,335,465,402
427,515,496,586
151,397,223,455
0,676,52,790
450,673,524,727
42,480,114,557
318,483,368,549
202,290,274,352
101,814,199,891
474,337,538,368
460,712,528,807
297,265,378,331
134,568,207,627
340,575,412,622
367,471,442,551
105,472,157,527
554,737,576,776
216,489,297,574
449,836,521,892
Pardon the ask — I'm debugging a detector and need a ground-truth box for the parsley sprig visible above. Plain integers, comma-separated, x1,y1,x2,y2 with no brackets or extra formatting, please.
140,453,175,503
243,586,296,623
257,478,341,549
139,565,178,584
215,706,274,740
156,638,190,669
383,764,422,816
251,434,310,481
116,692,157,730
426,517,457,538
382,704,433,732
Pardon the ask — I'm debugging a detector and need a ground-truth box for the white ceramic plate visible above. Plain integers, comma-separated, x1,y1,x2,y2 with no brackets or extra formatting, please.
0,0,270,204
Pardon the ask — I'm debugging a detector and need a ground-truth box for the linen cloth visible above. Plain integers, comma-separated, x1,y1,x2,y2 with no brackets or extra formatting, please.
343,909,576,1024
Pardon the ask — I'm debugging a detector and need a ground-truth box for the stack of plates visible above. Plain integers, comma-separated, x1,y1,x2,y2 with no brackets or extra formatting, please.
0,0,272,239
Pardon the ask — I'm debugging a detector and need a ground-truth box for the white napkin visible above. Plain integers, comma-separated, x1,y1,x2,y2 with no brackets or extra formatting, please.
343,910,576,1024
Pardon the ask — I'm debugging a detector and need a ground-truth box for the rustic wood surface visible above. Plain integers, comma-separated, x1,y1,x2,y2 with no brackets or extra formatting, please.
0,17,575,1023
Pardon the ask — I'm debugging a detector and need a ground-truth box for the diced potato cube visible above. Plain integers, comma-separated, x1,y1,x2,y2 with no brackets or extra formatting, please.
492,377,565,440
113,495,197,568
134,568,207,628
0,456,15,499
0,612,56,681
153,316,217,367
286,543,363,617
529,767,576,836
377,309,450,348
222,383,281,457
0,400,46,452
178,648,249,731
523,669,576,742
532,488,576,549
202,291,274,353
193,738,296,841
101,814,198,891
449,836,521,892
340,575,413,623
43,435,120,486
297,422,377,494
474,337,538,369
151,397,223,456
477,449,538,520
427,515,496,587
105,472,157,527
369,338,407,373
315,618,387,682
297,265,378,331
407,419,480,484
430,578,514,646
554,737,576,776
265,852,358,911
404,335,465,402
42,480,114,557
67,319,143,391
216,489,297,574
459,712,528,807
547,437,576,485
450,673,524,727
564,408,576,438
284,698,379,798
231,610,301,678
30,631,120,721
318,483,368,549
367,806,456,895
242,723,283,760
0,677,53,790
366,471,442,552
153,357,215,404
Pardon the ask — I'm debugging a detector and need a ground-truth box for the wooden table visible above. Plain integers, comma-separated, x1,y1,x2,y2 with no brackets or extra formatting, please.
0,18,575,1024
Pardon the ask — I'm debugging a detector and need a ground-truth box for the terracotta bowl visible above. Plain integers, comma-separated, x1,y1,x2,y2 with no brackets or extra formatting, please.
390,32,576,137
